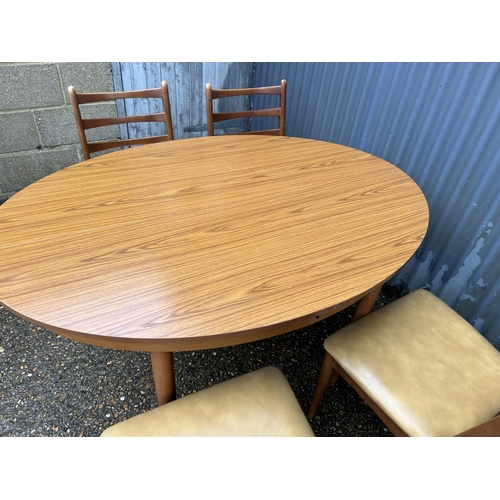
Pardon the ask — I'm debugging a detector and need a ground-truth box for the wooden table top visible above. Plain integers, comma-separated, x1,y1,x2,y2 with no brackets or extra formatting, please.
0,135,428,352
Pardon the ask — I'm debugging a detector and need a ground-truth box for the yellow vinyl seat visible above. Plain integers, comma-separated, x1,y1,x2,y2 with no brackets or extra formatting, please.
309,289,500,437
101,366,314,437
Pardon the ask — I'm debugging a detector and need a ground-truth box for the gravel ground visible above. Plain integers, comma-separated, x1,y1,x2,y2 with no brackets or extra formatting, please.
0,286,401,437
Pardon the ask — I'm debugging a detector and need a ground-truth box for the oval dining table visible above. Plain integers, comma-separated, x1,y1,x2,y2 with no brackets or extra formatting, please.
0,135,429,406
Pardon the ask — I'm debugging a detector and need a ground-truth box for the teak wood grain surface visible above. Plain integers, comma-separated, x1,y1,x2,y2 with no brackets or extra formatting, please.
0,135,428,404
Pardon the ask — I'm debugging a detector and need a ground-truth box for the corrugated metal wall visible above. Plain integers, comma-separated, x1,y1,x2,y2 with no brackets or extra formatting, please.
255,62,500,347
110,62,255,139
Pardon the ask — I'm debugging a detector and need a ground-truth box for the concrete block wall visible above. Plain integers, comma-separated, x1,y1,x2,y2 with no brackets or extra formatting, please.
0,62,118,204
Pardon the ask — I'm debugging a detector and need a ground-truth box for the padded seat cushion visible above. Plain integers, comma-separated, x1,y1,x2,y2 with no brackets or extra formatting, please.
324,289,500,437
101,366,314,437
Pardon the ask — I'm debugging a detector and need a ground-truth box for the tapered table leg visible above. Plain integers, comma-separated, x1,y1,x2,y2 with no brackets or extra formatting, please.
150,351,176,406
350,283,384,323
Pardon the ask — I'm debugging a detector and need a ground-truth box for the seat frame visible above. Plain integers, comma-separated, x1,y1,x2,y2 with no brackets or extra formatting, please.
68,81,174,160
205,79,287,136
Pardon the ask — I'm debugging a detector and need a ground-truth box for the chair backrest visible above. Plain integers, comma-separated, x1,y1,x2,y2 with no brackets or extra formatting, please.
68,81,174,160
205,79,287,136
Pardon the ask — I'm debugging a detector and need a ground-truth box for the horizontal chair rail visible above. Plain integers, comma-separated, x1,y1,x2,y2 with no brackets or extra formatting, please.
76,89,163,104
82,113,168,130
87,135,169,153
240,129,280,135
211,86,283,98
212,108,281,123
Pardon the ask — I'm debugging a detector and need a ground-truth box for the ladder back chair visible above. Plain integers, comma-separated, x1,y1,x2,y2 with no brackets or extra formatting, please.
205,79,287,136
308,289,500,437
68,81,174,160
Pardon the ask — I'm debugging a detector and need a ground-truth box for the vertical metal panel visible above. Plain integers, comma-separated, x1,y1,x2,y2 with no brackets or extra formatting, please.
111,62,254,139
255,62,500,348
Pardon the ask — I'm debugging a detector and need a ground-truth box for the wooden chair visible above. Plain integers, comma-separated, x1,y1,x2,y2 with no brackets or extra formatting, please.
101,366,314,437
68,81,174,160
307,289,500,436
205,80,287,136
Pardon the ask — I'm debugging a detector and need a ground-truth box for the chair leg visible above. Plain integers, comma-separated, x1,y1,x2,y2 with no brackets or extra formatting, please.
307,352,335,419
308,283,384,420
